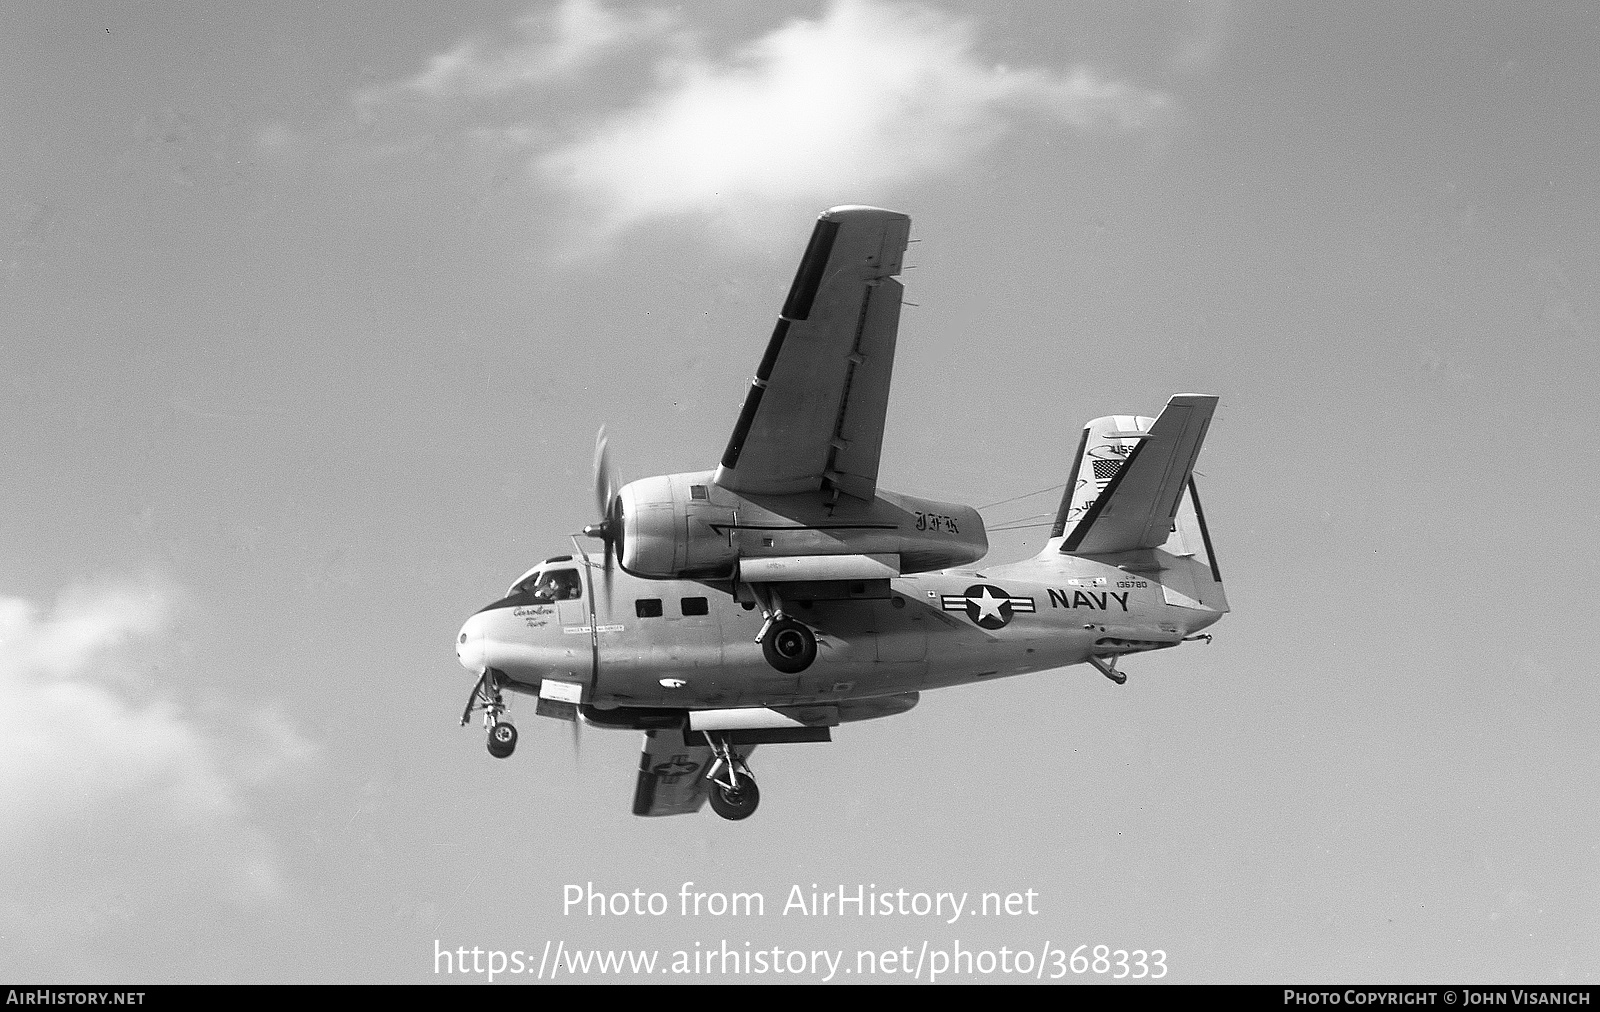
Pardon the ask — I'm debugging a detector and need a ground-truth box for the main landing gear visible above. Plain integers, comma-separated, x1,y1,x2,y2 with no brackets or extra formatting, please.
748,584,816,674
703,733,759,821
462,670,517,758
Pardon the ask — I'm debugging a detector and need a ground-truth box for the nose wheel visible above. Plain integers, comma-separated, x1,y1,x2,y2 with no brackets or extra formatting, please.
462,670,517,758
703,733,760,821
487,720,518,758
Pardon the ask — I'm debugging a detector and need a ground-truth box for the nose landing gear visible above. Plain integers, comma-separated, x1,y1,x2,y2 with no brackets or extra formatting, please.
462,669,517,758
703,733,760,821
487,720,518,758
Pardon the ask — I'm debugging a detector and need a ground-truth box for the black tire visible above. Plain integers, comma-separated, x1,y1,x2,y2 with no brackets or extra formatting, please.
761,618,816,673
487,722,518,758
708,778,760,821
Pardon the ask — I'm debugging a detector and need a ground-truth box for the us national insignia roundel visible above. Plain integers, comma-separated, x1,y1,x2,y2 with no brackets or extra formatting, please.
940,584,1036,630
651,754,700,784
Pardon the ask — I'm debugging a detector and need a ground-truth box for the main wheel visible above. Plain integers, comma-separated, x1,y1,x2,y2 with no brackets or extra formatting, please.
761,618,816,673
708,778,760,821
487,722,518,758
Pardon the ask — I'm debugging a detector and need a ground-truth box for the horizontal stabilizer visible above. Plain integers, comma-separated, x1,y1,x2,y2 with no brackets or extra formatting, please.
1059,394,1218,556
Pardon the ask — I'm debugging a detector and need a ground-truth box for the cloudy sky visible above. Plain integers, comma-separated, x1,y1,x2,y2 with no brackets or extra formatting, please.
3,0,1596,983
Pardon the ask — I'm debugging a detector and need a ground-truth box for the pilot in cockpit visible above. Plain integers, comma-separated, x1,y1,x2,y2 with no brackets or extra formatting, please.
526,569,582,603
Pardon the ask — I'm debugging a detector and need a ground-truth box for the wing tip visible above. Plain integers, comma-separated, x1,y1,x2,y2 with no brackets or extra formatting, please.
821,204,909,223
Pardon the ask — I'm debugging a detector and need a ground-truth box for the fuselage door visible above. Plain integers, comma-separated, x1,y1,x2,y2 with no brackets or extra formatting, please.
549,567,596,689
553,572,586,628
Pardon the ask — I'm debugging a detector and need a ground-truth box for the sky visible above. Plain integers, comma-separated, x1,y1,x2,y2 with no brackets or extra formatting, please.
2,0,1597,984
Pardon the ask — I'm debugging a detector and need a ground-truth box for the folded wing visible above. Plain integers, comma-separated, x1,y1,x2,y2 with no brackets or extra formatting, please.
631,730,758,817
713,206,911,501
631,730,714,817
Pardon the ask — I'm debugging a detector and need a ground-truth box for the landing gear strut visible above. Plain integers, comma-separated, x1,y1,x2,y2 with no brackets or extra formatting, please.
748,583,817,674
462,670,518,758
703,733,760,821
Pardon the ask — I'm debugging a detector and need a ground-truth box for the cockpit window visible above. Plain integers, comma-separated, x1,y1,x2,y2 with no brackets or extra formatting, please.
548,569,582,601
516,568,581,603
484,566,585,614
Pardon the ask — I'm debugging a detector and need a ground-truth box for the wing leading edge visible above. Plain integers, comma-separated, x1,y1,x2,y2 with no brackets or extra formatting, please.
713,206,911,501
1059,394,1218,556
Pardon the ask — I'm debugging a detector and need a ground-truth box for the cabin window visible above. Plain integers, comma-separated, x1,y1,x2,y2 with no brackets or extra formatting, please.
635,598,663,618
681,597,709,616
690,485,708,500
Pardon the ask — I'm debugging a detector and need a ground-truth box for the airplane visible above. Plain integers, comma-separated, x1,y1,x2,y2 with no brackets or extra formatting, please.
454,205,1227,821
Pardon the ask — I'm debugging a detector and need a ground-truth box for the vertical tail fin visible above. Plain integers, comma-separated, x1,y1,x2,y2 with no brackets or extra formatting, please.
1049,413,1156,542
1040,395,1226,613
1050,394,1216,556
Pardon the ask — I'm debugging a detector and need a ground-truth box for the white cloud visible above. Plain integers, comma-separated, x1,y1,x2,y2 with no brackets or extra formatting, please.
540,1,1170,230
356,0,1172,237
0,576,312,906
365,0,680,104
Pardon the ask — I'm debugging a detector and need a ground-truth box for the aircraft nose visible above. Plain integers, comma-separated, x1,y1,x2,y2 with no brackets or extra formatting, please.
456,614,485,673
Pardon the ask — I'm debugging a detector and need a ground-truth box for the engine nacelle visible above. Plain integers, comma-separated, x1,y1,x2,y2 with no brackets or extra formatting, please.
618,471,985,580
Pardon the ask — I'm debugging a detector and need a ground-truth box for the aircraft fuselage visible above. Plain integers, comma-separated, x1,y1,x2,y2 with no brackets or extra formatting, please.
456,552,1222,712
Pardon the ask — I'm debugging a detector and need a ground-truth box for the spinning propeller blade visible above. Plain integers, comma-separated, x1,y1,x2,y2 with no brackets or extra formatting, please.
593,426,618,521
583,426,621,603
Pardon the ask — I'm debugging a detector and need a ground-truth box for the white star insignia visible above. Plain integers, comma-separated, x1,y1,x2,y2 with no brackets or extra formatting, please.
969,587,1006,623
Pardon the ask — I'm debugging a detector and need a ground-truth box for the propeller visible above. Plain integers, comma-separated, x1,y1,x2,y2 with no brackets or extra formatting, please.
582,426,622,603
574,426,625,760
591,426,619,525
